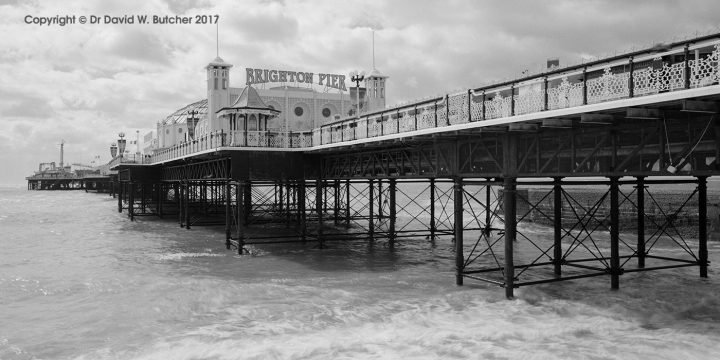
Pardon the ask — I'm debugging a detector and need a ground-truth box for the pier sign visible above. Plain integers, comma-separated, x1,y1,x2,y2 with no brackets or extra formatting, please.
246,68,347,91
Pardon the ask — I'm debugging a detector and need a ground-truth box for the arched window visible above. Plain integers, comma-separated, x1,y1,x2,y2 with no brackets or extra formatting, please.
214,77,218,90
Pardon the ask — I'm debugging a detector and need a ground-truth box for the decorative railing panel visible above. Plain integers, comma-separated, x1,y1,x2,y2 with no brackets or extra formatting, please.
587,68,630,104
547,77,583,110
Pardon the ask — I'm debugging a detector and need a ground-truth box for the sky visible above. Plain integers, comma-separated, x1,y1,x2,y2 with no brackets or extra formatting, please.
1,0,720,184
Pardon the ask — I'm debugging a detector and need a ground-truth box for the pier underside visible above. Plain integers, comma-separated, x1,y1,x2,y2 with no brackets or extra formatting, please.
114,99,720,297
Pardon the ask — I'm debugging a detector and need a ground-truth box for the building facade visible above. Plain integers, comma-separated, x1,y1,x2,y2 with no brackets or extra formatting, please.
151,57,389,152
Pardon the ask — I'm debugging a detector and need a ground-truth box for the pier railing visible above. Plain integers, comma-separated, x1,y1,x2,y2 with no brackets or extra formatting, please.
149,35,720,164
150,130,313,163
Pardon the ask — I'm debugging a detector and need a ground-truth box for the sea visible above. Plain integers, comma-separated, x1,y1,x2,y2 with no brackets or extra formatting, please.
2,183,720,360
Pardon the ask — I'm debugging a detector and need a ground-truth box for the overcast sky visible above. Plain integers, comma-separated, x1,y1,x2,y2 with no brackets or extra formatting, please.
1,0,719,184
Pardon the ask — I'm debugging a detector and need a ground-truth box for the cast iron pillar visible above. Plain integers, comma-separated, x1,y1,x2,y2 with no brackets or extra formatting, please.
699,176,708,278
177,183,183,227
316,178,324,248
503,133,518,299
429,178,436,240
334,179,340,225
454,177,464,285
483,179,492,235
368,179,375,241
610,177,620,289
243,182,252,225
128,182,135,221
185,182,191,230
225,180,232,249
636,176,646,268
299,180,307,242
553,177,563,277
503,177,517,298
236,182,245,255
117,182,123,213
345,179,351,227
389,178,397,245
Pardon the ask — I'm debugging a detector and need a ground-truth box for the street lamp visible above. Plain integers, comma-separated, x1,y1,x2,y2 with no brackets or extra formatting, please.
110,142,118,158
117,132,127,160
349,70,365,120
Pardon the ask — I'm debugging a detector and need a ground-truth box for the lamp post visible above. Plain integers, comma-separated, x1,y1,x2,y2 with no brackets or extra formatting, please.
349,70,365,120
117,132,127,161
110,143,118,158
187,110,199,141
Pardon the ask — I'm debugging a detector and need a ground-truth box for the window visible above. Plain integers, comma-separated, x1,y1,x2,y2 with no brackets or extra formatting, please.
222,79,227,89
178,128,183,133
294,106,304,116
322,108,331,118
165,129,169,134
214,78,218,90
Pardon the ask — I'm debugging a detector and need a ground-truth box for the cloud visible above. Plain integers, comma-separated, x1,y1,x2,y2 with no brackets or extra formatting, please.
2,0,720,184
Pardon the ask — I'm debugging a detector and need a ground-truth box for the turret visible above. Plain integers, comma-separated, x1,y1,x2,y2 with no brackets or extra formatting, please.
206,57,232,133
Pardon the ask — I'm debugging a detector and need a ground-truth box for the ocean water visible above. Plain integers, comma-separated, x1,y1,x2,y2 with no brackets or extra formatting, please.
1,184,720,359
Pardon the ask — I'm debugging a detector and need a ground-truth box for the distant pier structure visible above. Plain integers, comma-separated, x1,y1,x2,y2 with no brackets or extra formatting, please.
27,140,115,192
110,33,720,298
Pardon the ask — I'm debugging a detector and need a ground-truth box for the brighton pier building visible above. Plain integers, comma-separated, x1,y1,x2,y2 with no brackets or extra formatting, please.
150,57,388,152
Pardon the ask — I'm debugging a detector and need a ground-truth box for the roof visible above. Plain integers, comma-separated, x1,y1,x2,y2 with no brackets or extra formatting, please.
367,67,388,78
206,56,232,68
160,99,208,125
217,86,281,116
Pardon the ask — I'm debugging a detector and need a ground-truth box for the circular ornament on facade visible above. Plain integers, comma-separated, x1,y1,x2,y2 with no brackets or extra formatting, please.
322,108,331,118
294,106,304,116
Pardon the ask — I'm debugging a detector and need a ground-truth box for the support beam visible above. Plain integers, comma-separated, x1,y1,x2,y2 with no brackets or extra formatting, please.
369,179,375,241
225,180,231,249
389,178,397,245
299,180,306,242
503,176,516,298
454,177,464,285
128,182,135,221
610,177,620,289
553,177,563,277
236,182,245,255
244,182,252,225
699,176,708,278
185,182,191,230
430,178,436,240
316,178,324,248
637,177,646,268
345,179,351,227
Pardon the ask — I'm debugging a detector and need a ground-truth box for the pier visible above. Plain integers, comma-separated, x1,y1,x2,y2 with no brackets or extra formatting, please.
65,33,720,297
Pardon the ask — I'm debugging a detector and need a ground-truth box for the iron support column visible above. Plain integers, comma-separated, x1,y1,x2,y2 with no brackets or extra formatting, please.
334,179,340,225
345,179,351,227
178,183,183,227
299,181,306,242
243,182,252,225
225,181,231,249
185,182,191,230
610,177,620,289
454,177,464,285
429,178,436,240
369,179,375,241
699,176,708,277
637,177,646,268
128,182,135,221
117,182,123,213
503,177,516,298
389,178,397,245
553,177,563,277
484,179,492,235
157,183,163,218
316,178,324,248
236,182,245,255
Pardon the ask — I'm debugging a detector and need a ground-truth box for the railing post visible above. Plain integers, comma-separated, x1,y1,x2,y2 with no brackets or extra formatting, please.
582,67,588,105
467,89,472,122
510,84,515,116
543,77,549,111
366,117,370,138
434,101,438,127
414,105,418,130
446,94,450,125
482,91,487,120
699,176,708,277
629,57,635,98
380,113,384,136
684,43,691,89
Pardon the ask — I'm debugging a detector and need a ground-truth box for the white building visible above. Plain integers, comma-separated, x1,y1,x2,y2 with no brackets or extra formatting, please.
152,56,388,152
